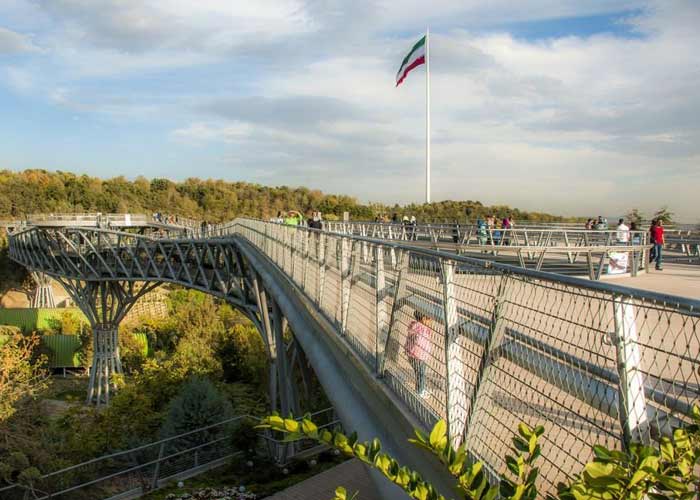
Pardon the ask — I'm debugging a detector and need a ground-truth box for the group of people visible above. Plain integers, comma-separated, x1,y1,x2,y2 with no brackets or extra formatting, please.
153,213,181,225
606,217,664,270
370,213,420,239
585,216,610,230
587,215,644,237
271,210,304,226
479,215,514,230
271,210,324,229
453,215,515,245
372,213,418,225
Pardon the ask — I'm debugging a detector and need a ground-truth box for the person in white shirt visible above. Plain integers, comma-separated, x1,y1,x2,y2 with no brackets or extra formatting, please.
616,218,630,243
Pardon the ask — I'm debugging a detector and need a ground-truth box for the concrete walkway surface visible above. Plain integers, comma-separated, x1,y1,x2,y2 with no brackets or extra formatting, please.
264,459,380,500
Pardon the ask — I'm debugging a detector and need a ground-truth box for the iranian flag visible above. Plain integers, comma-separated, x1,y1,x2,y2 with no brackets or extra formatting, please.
395,35,426,87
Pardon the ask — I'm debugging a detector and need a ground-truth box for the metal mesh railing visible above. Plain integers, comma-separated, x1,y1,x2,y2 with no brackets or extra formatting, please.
0,416,253,500
6,217,700,496
323,221,651,279
234,219,700,496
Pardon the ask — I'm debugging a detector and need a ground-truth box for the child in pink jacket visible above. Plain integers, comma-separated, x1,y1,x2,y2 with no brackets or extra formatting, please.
405,310,432,397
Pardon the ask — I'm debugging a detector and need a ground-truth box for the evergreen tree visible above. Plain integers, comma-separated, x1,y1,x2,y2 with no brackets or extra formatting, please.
653,206,674,224
160,376,234,448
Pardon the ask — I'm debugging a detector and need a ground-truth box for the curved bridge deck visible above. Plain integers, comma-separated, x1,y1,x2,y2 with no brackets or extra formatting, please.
7,217,700,498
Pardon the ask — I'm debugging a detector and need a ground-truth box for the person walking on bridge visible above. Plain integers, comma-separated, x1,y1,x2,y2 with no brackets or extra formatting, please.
405,311,432,397
649,219,665,270
616,218,630,244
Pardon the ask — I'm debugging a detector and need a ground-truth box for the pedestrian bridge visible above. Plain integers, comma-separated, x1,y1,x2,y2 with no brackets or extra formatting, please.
7,216,700,497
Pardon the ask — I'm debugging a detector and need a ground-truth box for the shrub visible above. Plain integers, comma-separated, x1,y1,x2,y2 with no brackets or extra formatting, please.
259,408,700,500
160,376,234,446
0,333,48,423
118,332,149,374
218,324,267,384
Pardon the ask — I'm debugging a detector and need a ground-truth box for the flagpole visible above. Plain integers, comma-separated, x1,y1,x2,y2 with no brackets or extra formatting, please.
425,27,431,204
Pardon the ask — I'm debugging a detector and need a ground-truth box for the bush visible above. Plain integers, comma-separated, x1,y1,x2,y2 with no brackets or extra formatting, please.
0,333,48,423
259,408,700,500
119,332,149,374
160,376,234,445
218,324,267,384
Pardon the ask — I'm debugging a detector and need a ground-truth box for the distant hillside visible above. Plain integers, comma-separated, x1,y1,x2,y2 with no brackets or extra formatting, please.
0,169,576,223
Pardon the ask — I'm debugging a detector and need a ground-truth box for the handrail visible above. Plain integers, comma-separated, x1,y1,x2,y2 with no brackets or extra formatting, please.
8,220,697,309
6,215,700,498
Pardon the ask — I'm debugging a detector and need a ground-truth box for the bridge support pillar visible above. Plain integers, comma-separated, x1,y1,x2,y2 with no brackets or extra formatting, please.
56,279,157,405
88,323,120,405
31,272,56,308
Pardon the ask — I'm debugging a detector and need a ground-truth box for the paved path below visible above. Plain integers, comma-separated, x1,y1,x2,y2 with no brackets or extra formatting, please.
264,459,380,500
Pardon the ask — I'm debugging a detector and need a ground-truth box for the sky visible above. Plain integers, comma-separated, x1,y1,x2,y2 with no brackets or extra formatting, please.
0,1,698,221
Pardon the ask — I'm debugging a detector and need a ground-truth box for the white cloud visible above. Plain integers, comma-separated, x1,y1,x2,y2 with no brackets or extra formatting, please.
1,0,699,221
34,0,314,53
0,26,39,53
4,66,35,93
172,122,253,144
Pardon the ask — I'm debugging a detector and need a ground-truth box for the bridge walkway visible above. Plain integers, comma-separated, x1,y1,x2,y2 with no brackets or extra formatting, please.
6,217,700,499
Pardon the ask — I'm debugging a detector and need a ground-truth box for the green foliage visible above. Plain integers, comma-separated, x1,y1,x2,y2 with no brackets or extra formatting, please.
0,169,569,223
260,409,700,500
56,310,82,335
258,414,538,500
499,423,542,500
218,324,267,384
0,452,40,488
375,200,577,224
0,308,87,334
334,486,359,500
555,406,700,500
0,325,21,337
0,290,276,492
118,332,149,374
160,376,234,448
0,333,48,423
653,206,674,224
625,209,645,226
0,231,28,296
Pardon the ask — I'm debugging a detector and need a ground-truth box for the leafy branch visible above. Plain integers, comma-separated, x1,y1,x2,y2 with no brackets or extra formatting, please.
257,415,542,500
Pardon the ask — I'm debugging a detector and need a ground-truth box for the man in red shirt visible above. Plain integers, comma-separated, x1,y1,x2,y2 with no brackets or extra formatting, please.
649,219,665,270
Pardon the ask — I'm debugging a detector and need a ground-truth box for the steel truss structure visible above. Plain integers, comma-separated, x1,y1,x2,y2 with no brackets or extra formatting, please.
9,226,308,412
30,271,56,308
7,216,700,496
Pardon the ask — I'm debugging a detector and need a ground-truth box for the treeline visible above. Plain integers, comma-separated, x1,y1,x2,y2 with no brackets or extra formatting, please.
0,169,575,223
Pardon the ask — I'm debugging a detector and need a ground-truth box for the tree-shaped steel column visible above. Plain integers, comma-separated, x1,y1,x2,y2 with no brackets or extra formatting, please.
30,271,56,308
56,278,159,405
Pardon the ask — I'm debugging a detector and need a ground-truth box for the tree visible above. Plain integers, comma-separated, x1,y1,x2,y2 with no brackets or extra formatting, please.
0,334,48,423
218,324,267,385
653,206,674,224
0,168,572,223
625,208,645,226
160,376,234,448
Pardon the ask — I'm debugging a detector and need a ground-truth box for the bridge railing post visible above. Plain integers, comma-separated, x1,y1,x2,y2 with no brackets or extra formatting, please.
339,237,351,334
441,260,467,448
613,295,649,447
341,239,361,337
379,249,409,375
464,272,511,444
375,245,389,374
301,230,310,292
317,233,327,307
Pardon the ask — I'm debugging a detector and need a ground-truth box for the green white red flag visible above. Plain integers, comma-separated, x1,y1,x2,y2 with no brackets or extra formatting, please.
396,35,426,86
